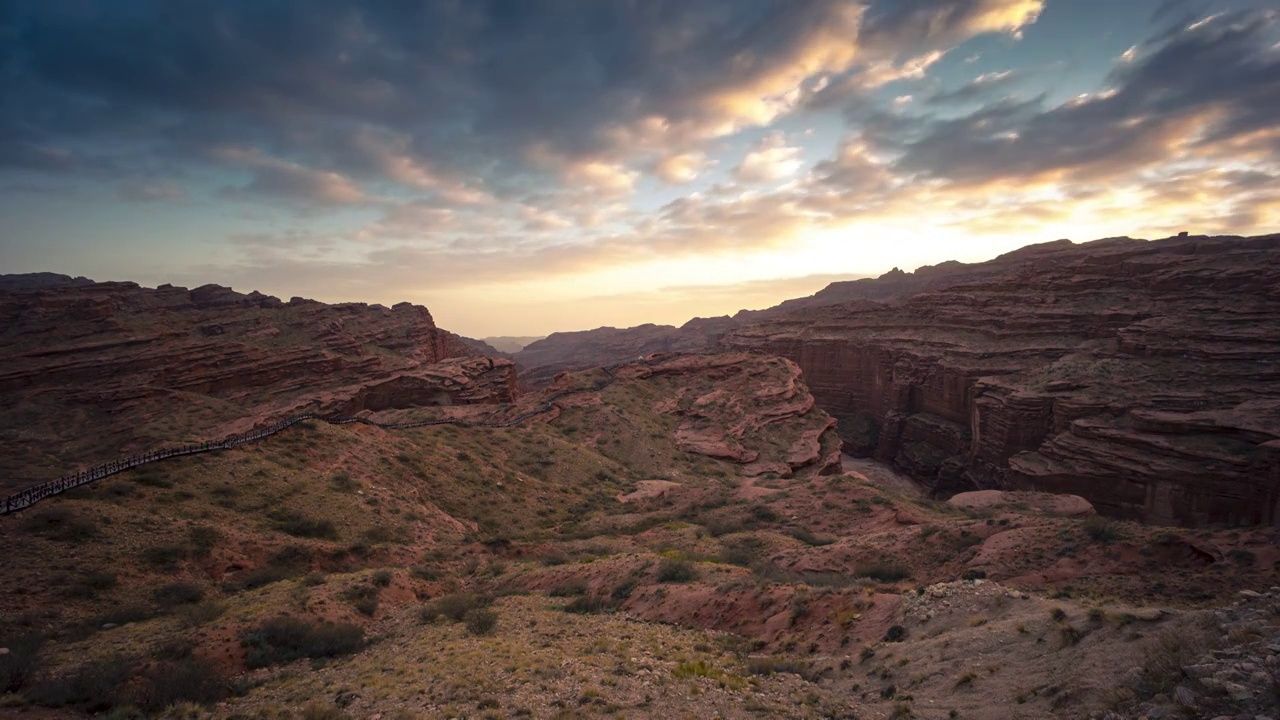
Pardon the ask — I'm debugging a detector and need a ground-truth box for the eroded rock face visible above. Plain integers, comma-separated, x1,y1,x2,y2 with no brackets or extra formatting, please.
627,352,843,478
0,280,515,492
723,234,1280,526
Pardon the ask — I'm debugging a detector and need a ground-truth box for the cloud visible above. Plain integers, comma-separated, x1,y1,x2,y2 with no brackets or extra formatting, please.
654,151,712,184
734,132,805,183
884,9,1280,185
214,147,368,206
859,0,1044,55
925,69,1020,105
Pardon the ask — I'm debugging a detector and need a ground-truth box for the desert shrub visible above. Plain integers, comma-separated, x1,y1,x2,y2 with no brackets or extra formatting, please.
361,526,400,544
855,561,911,583
421,593,492,623
1130,622,1221,699
339,584,380,616
329,472,358,492
409,565,439,581
1082,515,1120,544
153,637,197,661
657,558,698,583
371,569,393,587
141,543,188,569
562,596,613,614
719,541,759,567
177,600,227,628
549,578,589,597
610,579,638,602
240,617,365,669
787,527,835,546
69,570,118,600
1050,607,1067,622
27,657,131,711
1057,624,1084,648
883,625,907,642
93,603,157,627
745,656,818,681
961,569,987,581
225,564,291,592
188,526,222,558
0,635,42,693
464,609,498,636
270,510,338,540
22,508,97,542
131,659,231,711
748,504,779,523
154,582,205,608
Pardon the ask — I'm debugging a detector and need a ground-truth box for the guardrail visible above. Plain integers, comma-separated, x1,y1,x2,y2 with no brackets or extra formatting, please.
1,364,622,516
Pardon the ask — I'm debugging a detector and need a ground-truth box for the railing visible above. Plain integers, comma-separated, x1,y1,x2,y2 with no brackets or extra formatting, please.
1,364,623,516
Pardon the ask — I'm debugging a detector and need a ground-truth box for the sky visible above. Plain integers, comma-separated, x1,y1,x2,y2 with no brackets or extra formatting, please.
1,0,1277,337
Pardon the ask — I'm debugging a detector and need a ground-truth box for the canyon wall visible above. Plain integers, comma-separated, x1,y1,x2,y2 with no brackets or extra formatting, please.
723,234,1280,526
0,279,516,493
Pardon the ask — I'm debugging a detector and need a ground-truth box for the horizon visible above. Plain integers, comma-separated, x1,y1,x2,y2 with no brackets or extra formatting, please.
2,0,1278,336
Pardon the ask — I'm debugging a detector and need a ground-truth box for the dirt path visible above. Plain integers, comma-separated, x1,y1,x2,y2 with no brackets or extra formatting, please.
841,454,926,498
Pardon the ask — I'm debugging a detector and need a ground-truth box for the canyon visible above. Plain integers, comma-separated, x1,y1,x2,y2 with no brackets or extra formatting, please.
519,234,1280,527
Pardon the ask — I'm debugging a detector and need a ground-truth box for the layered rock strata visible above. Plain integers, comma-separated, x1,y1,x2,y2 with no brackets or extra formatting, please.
0,280,515,492
723,234,1280,526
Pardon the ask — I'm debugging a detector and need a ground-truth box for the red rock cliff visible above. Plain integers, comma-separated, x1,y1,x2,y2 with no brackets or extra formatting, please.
0,281,516,492
722,233,1280,527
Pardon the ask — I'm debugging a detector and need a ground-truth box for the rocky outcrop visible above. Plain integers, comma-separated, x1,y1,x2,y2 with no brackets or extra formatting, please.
723,234,1280,526
0,280,514,493
612,352,843,478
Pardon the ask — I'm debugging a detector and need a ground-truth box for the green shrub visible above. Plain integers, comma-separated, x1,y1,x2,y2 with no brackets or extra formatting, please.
132,659,231,711
188,526,222,558
464,609,497,636
883,625,907,642
270,511,338,540
788,526,835,546
745,657,818,681
371,570,394,587
657,558,698,583
855,561,911,583
141,543,187,569
22,508,97,542
0,635,42,693
562,596,613,614
240,617,365,669
26,657,131,711
154,582,205,608
1082,515,1120,544
421,593,492,623
329,472,358,492
339,585,380,616
68,570,118,600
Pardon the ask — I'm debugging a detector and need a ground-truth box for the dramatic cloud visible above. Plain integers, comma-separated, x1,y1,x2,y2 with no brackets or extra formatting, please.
0,0,1275,336
734,132,805,183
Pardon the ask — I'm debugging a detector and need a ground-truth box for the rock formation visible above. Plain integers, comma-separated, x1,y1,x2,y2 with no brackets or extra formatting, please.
0,280,515,493
515,317,739,385
722,233,1280,526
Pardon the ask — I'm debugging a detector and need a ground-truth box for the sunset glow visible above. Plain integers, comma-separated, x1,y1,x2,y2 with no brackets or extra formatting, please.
1,0,1277,335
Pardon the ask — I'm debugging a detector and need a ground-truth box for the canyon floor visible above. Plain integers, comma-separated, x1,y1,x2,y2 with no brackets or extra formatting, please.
2,353,1277,720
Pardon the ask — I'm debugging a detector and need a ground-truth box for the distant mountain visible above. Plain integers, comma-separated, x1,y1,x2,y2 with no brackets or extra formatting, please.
0,272,95,291
482,335,546,354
